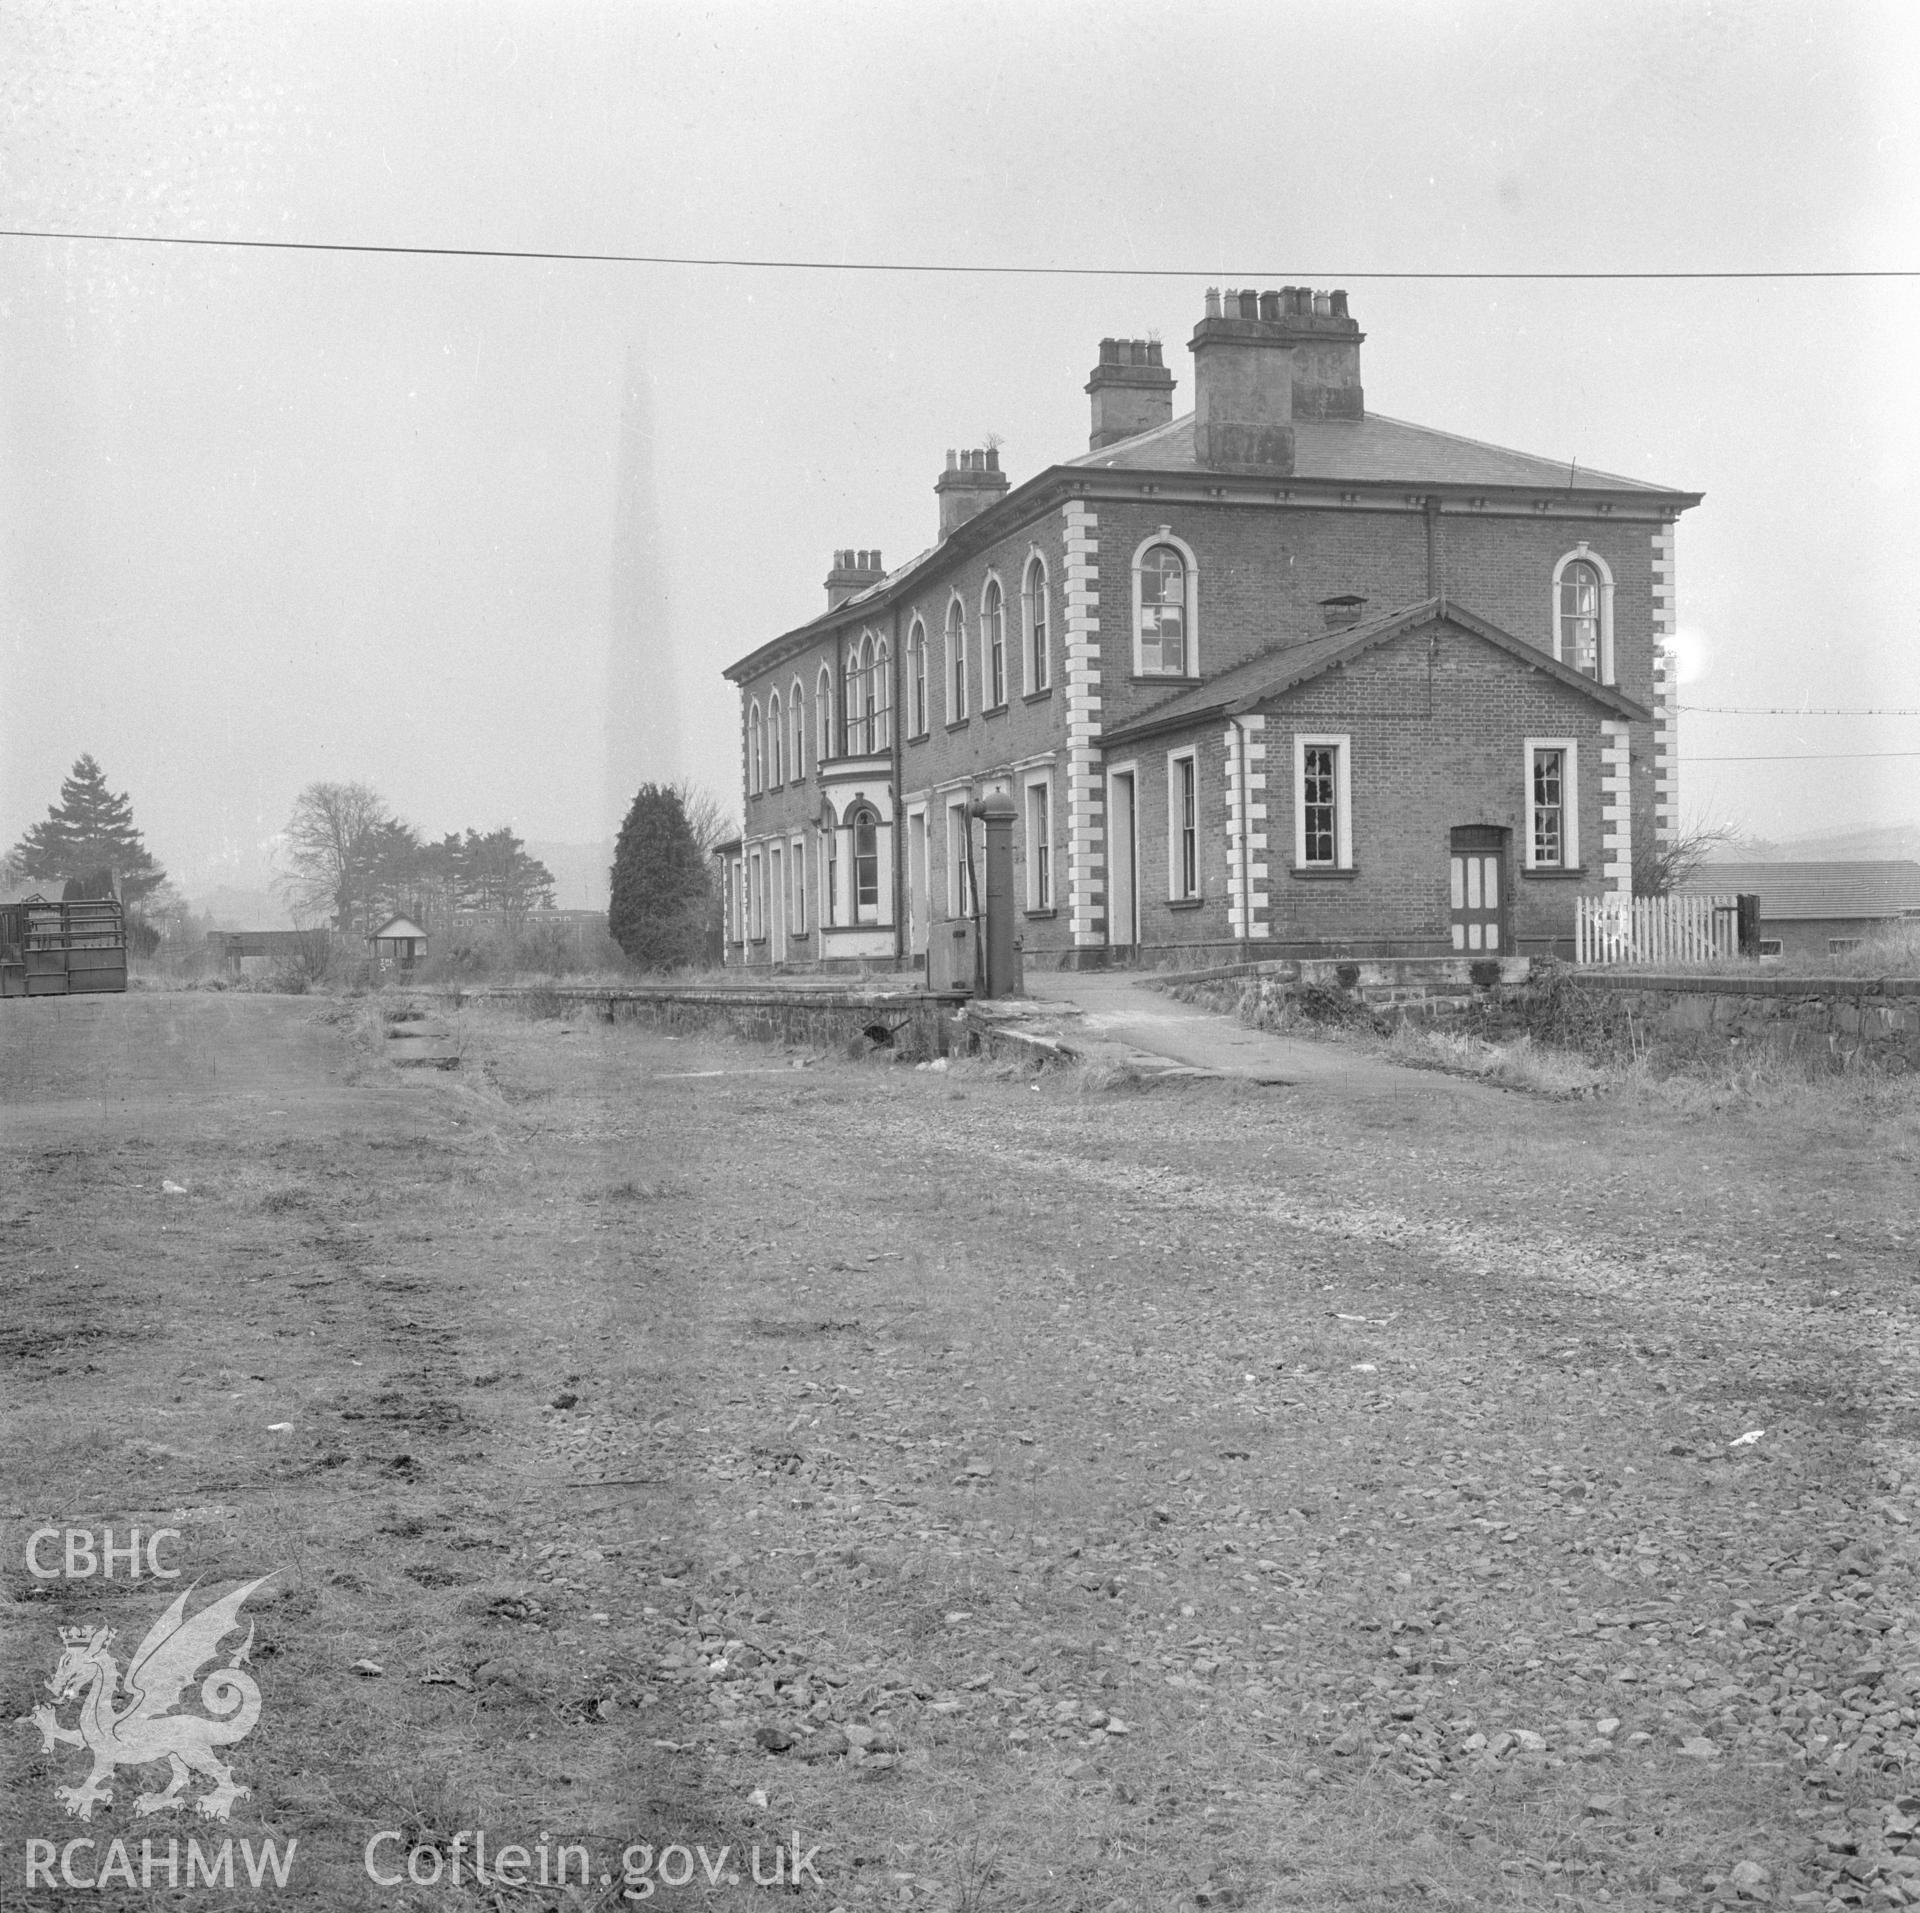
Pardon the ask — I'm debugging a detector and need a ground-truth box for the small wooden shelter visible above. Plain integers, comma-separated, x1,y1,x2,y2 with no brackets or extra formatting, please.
368,913,429,971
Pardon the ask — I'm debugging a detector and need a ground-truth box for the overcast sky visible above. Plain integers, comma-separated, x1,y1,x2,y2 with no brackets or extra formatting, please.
3,0,1916,897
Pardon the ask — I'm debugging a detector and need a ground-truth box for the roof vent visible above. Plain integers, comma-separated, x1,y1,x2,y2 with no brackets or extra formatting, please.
1320,594,1368,630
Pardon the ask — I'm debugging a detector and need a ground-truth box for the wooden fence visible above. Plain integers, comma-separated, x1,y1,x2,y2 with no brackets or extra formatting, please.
1575,893,1739,967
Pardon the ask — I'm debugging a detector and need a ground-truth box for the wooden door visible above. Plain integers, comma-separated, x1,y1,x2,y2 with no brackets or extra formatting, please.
1107,771,1138,949
1449,828,1508,954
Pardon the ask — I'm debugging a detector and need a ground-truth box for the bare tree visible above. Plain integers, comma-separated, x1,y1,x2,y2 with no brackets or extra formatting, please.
668,779,738,859
279,782,397,932
1635,815,1741,898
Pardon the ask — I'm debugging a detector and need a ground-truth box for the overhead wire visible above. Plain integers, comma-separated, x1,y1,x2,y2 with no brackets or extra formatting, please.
0,227,1917,279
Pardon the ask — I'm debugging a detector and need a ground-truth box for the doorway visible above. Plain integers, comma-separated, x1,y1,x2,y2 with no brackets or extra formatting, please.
907,809,929,959
1106,768,1139,950
1449,825,1509,954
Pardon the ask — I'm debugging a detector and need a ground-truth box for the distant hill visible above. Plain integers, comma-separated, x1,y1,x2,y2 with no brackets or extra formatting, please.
527,842,613,912
1731,822,1920,863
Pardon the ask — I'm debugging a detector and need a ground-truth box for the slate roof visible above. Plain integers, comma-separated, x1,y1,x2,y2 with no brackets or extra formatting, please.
1680,862,1920,922
727,401,1699,681
1101,597,1650,746
1068,410,1691,496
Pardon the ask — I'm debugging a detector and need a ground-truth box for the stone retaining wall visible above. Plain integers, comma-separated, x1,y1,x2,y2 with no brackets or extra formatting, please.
439,983,969,1060
1572,974,1920,1070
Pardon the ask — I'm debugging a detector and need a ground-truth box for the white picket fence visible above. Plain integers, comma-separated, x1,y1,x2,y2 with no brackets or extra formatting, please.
1575,893,1738,967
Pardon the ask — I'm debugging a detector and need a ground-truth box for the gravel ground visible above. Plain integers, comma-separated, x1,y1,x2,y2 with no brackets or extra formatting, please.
4,991,1918,1911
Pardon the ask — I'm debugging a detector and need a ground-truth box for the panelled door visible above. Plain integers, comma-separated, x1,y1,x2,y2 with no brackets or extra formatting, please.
1449,826,1509,954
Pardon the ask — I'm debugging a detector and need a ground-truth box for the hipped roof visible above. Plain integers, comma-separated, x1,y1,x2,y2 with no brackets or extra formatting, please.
726,411,1700,684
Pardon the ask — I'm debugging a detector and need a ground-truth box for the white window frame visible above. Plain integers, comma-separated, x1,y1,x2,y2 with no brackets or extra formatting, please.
946,596,969,722
872,637,892,751
816,665,834,765
844,640,868,757
1130,527,1200,679
1167,748,1201,900
981,572,1007,710
1758,938,1783,960
947,797,974,919
747,700,764,795
1023,772,1053,910
789,834,806,935
1292,733,1352,870
767,690,783,787
748,848,765,939
1523,737,1580,871
1022,553,1051,694
1550,545,1615,685
907,617,928,737
790,677,806,781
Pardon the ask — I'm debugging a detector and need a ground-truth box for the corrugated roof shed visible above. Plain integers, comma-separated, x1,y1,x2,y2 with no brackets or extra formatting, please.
1681,862,1920,921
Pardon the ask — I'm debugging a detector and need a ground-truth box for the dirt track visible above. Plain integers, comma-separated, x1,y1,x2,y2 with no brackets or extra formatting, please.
4,990,1918,1911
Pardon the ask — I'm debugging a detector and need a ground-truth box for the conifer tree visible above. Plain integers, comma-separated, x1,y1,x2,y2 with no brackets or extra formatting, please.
8,755,166,902
609,783,710,969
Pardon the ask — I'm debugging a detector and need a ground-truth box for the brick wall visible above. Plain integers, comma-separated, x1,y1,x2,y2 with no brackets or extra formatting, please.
1116,624,1614,957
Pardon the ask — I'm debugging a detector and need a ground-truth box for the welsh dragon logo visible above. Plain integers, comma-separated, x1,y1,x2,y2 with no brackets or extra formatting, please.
25,1576,273,1822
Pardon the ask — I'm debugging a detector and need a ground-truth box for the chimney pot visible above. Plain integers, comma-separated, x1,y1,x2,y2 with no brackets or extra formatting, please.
1204,287,1222,319
985,446,999,471
1330,288,1349,318
934,440,1009,539
1189,293,1297,472
1258,290,1281,322
1085,328,1177,449
1314,290,1331,317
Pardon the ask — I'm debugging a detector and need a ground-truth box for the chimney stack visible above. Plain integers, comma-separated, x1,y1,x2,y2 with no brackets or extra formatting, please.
1188,286,1365,468
935,446,1009,541
1189,288,1297,472
1086,337,1175,451
825,547,885,609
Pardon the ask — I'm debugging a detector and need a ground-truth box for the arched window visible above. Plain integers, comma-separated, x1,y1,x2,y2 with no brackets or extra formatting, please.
982,577,1006,709
844,642,867,756
1557,557,1603,679
767,689,783,786
1136,541,1190,675
1024,556,1050,693
851,804,880,915
946,599,968,721
747,700,764,794
817,664,834,764
906,618,928,737
790,678,806,781
872,638,892,751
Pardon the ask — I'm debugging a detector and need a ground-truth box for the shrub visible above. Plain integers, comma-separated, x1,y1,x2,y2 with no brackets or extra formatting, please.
609,784,710,971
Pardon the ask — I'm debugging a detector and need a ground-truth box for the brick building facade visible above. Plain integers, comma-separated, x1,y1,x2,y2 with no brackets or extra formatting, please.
720,288,1700,972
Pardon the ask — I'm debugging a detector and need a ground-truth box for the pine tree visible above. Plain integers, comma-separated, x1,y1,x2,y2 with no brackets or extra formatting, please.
609,783,711,970
8,754,167,902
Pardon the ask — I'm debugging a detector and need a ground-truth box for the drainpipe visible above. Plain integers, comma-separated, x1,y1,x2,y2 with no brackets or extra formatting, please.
1424,496,1442,598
